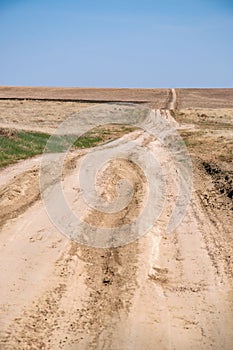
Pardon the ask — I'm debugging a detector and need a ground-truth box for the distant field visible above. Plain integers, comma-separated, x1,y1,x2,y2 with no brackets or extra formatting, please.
1,86,233,109
0,86,169,108
177,88,233,108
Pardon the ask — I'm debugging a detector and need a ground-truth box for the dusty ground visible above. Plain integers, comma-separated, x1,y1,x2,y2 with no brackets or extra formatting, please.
0,94,233,349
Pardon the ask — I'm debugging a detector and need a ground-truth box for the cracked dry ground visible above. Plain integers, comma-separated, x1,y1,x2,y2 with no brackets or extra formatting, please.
0,109,233,350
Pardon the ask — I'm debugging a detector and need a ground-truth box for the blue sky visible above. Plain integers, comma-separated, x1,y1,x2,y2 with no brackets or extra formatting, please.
0,0,232,87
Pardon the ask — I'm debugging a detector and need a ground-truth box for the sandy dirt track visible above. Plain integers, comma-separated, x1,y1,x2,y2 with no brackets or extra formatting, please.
0,99,233,349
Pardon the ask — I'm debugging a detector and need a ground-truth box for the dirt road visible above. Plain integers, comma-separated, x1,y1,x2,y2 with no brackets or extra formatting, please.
0,103,232,349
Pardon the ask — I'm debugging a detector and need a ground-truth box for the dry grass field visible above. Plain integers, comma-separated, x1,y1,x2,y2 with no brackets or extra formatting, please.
0,99,94,133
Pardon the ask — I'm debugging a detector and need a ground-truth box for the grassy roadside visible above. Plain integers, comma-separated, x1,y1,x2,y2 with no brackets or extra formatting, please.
0,125,135,168
172,109,233,164
0,129,49,168
172,108,233,208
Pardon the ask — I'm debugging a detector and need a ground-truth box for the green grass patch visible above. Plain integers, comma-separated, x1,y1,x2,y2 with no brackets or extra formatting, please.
74,135,103,148
0,131,50,168
0,125,135,168
0,130,106,168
